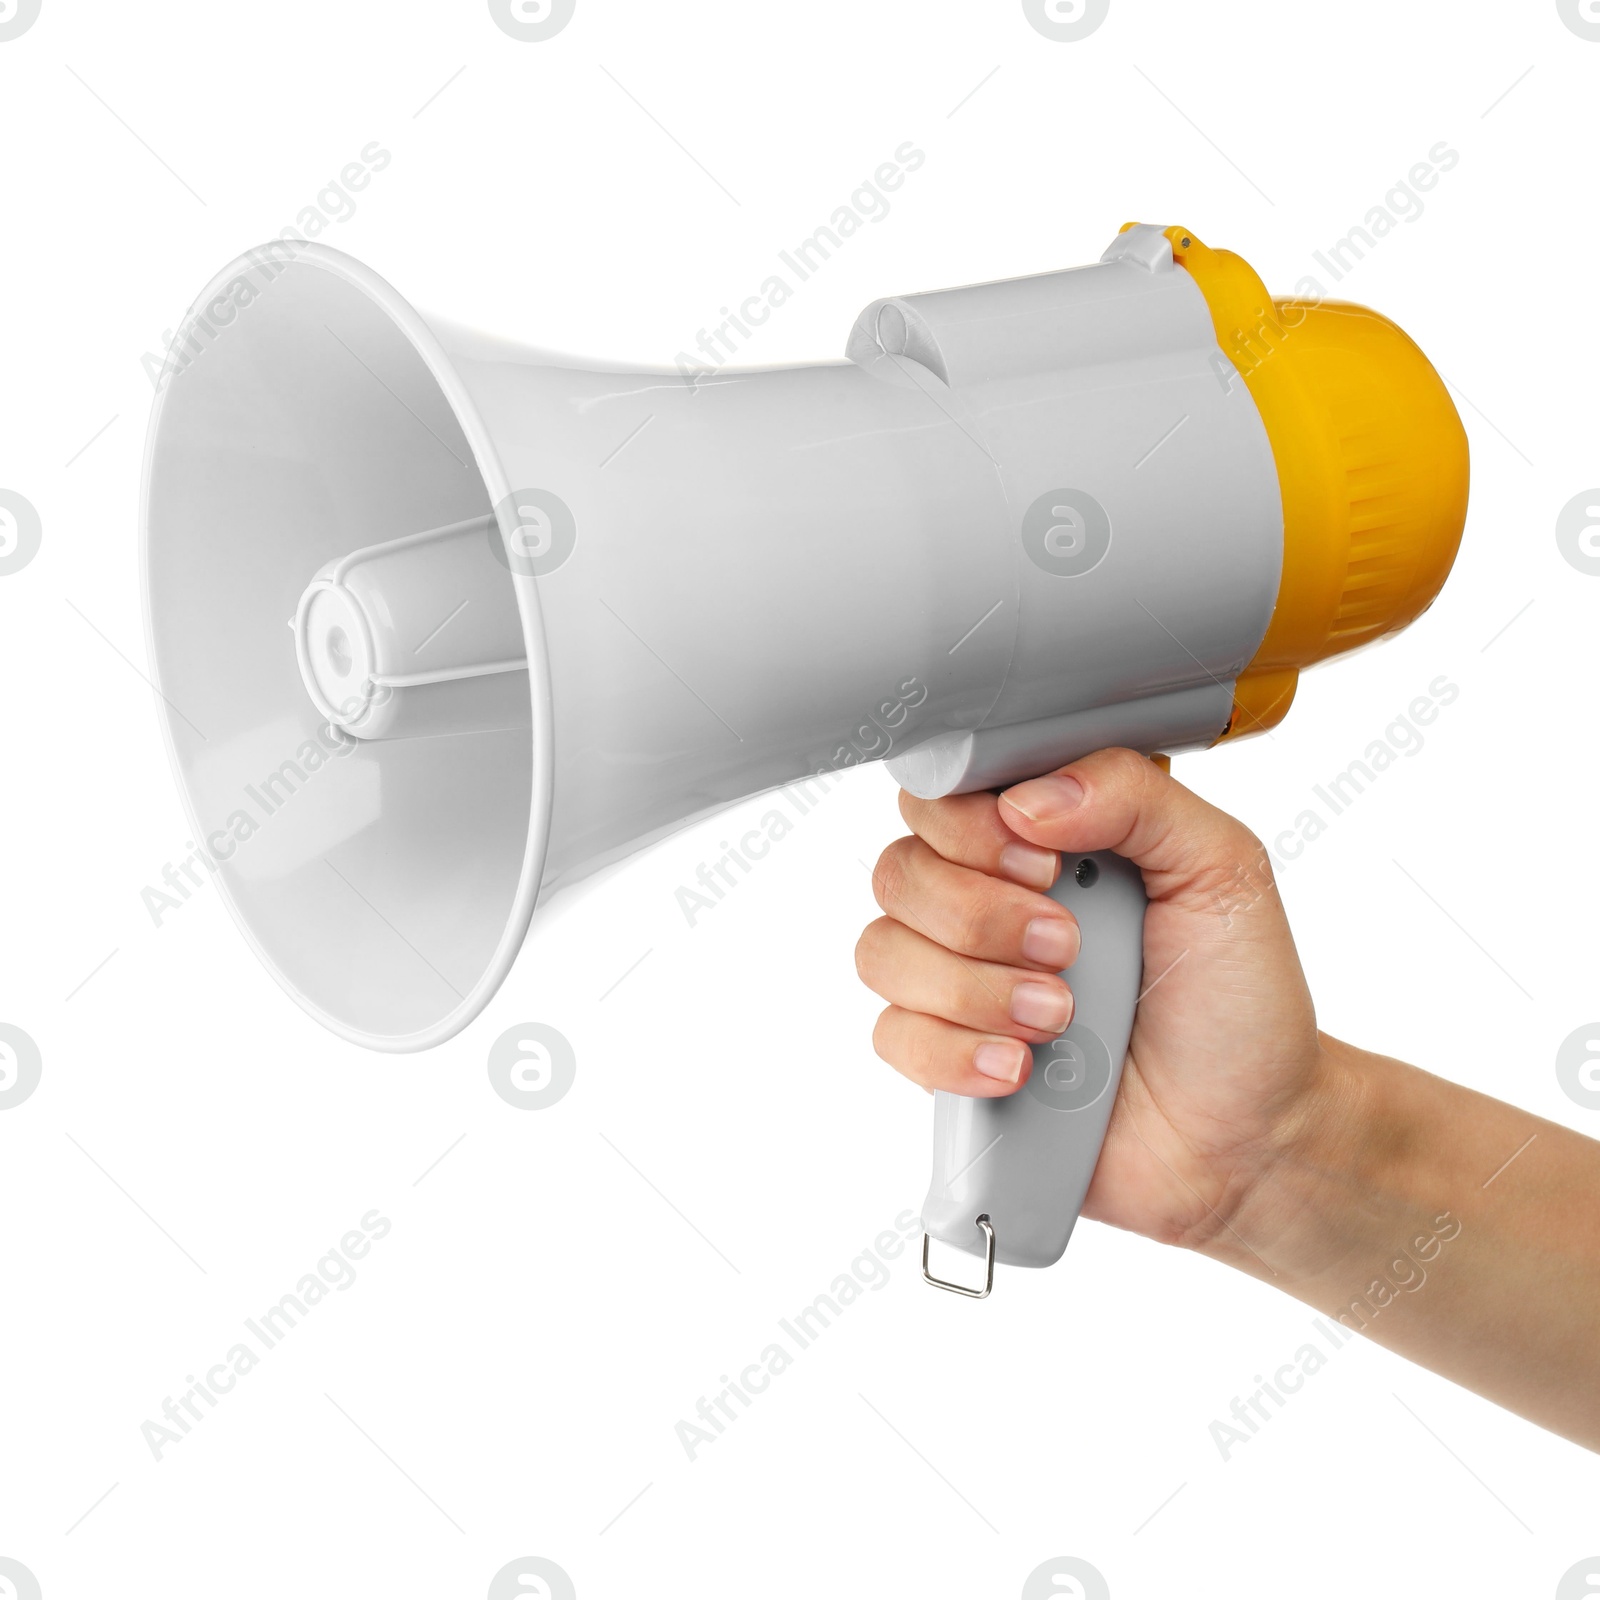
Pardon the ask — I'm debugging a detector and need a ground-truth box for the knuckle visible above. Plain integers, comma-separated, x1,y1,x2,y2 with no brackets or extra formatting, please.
1235,824,1272,873
951,792,1002,848
872,1008,934,1084
853,917,893,985
1214,818,1271,885
1218,814,1262,858
871,837,917,913
931,970,978,1025
900,1025,942,1085
870,1006,897,1063
944,881,1002,955
1098,746,1151,787
1206,832,1278,922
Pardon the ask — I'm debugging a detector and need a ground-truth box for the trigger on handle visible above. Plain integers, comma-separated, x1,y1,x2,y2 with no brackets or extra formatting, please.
921,1214,996,1300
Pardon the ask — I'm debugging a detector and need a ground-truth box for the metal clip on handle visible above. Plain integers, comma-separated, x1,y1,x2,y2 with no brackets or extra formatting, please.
921,1214,996,1299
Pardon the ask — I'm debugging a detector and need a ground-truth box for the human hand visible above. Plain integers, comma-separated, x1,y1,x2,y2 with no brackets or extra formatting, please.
856,748,1329,1251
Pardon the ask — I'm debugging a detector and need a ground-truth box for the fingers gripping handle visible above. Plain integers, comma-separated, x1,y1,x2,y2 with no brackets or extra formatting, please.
921,850,1147,1277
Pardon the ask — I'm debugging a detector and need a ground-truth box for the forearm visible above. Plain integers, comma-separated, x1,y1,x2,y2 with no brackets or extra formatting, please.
1199,1035,1600,1449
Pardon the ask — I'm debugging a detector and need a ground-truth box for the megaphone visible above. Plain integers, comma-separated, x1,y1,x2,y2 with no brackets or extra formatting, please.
141,223,1467,1292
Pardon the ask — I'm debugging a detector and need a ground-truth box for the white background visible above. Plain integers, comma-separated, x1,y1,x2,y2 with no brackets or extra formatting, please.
3,1,1599,1596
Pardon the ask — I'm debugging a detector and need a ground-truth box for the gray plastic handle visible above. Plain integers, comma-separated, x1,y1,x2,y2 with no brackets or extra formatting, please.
921,849,1147,1269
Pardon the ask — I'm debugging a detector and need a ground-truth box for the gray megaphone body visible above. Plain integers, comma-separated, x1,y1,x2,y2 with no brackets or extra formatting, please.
141,222,1467,1289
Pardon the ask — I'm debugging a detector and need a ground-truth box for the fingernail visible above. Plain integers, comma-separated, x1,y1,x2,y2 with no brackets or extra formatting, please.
999,841,1058,891
1003,773,1085,822
1022,916,1077,970
1010,981,1071,1033
974,1040,1026,1083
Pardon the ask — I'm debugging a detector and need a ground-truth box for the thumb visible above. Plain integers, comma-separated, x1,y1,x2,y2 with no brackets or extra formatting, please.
997,747,1268,911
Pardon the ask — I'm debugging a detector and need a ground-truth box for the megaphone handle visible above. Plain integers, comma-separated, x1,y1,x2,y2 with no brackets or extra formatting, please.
920,847,1146,1286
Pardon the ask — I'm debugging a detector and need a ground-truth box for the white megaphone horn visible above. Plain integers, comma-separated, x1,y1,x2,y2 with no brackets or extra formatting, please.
141,224,1467,1291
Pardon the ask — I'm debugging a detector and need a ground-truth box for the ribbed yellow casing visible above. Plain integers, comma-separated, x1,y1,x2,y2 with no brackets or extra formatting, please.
1122,225,1471,740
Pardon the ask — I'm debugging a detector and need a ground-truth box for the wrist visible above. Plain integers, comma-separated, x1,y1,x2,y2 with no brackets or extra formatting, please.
1191,1033,1398,1290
